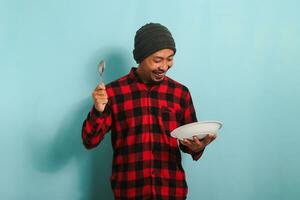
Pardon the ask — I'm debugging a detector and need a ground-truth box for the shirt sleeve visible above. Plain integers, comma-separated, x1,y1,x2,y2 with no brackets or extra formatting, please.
81,104,113,149
179,88,205,161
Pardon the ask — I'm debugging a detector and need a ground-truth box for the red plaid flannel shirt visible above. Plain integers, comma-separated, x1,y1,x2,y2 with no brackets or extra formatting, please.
82,68,204,200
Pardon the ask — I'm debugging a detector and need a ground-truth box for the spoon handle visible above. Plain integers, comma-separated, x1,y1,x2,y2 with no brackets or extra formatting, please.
99,75,104,84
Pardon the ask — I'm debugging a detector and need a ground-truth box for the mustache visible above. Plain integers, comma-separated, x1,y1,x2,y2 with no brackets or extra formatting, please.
153,70,166,73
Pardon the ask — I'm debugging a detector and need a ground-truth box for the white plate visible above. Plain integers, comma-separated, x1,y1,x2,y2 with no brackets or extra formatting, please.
170,121,223,140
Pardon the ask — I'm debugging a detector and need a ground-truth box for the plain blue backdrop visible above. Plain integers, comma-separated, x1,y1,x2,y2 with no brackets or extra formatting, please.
1,0,300,199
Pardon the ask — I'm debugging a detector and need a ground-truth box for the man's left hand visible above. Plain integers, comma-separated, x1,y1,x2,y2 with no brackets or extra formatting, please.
180,133,217,153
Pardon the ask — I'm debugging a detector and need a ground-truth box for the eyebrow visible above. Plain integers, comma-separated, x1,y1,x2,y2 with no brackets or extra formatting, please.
153,54,174,59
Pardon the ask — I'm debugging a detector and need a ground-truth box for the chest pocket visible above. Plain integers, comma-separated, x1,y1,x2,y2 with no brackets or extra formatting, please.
159,106,183,134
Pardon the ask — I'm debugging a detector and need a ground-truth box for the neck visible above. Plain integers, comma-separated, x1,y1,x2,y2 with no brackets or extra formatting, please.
136,66,149,84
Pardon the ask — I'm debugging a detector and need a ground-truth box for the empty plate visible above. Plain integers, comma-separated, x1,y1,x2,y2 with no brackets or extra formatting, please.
170,121,223,140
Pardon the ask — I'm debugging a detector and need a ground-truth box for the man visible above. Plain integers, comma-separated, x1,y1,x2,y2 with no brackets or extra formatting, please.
82,23,217,200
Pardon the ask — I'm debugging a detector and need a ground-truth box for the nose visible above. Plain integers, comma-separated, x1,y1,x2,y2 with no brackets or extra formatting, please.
159,60,168,71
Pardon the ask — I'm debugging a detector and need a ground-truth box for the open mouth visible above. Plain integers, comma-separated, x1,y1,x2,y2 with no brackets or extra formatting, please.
152,71,165,79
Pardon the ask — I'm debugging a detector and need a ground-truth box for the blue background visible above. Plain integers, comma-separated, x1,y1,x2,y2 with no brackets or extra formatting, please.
1,0,299,199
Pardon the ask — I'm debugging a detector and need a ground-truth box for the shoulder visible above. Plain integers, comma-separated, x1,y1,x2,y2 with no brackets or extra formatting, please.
165,76,194,108
165,76,190,93
105,73,132,90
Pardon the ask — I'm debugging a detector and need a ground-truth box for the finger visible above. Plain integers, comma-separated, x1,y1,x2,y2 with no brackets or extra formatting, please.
187,138,195,143
200,135,212,146
207,133,218,142
202,133,217,146
191,137,205,152
193,137,206,150
181,139,192,146
179,140,188,146
208,133,218,139
93,91,108,98
92,90,107,97
95,83,106,90
95,98,108,105
193,136,203,146
179,140,187,145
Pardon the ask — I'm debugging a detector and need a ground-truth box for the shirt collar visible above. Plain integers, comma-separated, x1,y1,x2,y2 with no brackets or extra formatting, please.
129,67,168,87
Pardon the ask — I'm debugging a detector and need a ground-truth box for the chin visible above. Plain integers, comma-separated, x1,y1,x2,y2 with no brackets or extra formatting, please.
151,77,164,83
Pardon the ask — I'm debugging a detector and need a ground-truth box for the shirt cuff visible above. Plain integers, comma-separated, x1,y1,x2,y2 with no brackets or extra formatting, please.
191,148,205,161
179,142,205,161
91,105,110,118
91,106,104,117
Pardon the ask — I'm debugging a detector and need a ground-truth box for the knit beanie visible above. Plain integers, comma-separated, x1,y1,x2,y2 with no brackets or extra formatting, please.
133,23,176,63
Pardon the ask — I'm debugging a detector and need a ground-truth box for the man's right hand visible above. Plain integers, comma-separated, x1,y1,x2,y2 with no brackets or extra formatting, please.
92,83,108,112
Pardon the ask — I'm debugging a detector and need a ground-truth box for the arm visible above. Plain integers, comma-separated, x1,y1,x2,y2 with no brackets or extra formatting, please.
179,88,205,161
179,142,204,161
82,83,113,149
81,105,113,149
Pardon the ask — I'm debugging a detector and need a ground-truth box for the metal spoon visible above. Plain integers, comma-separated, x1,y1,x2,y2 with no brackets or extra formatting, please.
98,60,106,84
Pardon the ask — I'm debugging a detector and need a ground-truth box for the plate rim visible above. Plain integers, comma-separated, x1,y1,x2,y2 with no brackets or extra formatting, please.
170,120,223,139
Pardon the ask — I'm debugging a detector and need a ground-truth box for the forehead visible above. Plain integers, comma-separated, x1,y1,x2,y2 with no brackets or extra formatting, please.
151,49,174,58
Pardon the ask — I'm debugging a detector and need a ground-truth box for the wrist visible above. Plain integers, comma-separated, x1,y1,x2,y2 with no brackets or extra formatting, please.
92,105,104,117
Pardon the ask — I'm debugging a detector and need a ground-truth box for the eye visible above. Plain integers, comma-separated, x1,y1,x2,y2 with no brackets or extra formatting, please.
168,58,173,62
153,59,162,63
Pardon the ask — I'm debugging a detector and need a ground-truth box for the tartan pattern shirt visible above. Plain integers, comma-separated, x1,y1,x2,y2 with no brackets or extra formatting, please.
82,67,204,200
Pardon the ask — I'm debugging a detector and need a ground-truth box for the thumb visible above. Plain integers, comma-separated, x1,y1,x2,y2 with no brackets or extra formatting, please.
96,83,106,90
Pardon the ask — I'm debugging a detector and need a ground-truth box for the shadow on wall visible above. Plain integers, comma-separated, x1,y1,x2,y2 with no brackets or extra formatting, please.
28,47,132,200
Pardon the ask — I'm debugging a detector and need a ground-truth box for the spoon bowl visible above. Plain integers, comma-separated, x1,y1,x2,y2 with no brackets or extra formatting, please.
98,60,106,83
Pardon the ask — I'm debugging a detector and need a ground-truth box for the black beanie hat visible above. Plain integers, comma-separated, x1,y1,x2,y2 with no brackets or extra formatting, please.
133,23,176,63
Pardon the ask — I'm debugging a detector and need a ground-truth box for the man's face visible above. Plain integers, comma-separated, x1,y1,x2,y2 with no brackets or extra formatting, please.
138,49,174,84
